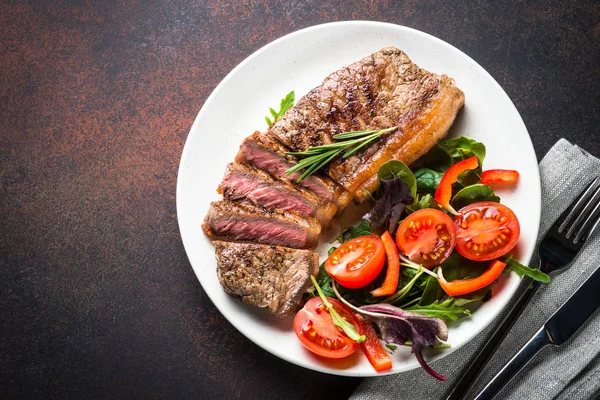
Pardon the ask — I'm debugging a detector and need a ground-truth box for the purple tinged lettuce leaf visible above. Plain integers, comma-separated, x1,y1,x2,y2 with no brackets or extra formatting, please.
360,303,447,352
360,303,448,381
364,178,414,234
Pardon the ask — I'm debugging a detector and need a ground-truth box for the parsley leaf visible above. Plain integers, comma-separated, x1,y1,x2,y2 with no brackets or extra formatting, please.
310,276,366,343
265,91,295,126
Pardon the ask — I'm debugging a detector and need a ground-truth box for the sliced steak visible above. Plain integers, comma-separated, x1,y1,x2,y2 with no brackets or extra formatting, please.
214,240,319,317
269,46,465,202
218,162,337,227
235,131,352,212
202,200,321,249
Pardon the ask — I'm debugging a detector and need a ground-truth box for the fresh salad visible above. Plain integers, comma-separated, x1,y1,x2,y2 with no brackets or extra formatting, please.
293,136,550,379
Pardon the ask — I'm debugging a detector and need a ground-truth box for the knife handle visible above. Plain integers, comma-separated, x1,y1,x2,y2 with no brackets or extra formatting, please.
445,279,541,400
473,327,552,400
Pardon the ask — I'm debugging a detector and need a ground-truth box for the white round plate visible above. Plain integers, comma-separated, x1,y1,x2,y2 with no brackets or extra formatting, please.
176,21,541,377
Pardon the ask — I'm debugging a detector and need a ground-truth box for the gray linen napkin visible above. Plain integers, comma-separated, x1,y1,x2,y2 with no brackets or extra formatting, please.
351,139,600,400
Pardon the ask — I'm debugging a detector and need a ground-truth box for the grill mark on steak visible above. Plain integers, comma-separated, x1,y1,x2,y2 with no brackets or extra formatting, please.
218,162,337,227
214,241,319,317
235,131,352,212
269,46,465,200
202,199,321,249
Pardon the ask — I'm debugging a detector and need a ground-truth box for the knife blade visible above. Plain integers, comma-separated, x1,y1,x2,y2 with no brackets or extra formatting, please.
473,264,600,400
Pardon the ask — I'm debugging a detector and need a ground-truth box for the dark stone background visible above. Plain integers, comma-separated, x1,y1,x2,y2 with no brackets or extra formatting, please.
1,1,598,399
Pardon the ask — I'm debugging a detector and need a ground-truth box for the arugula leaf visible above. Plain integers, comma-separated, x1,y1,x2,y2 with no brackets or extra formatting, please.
385,270,424,305
451,184,500,210
265,91,295,126
341,220,372,243
439,252,489,281
406,299,471,322
503,256,551,283
414,168,443,193
377,160,417,199
310,276,366,343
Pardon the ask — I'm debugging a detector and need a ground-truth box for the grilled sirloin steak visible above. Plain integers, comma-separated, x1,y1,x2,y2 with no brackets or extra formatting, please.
235,131,352,212
214,241,319,317
218,162,337,227
202,199,321,249
269,46,465,202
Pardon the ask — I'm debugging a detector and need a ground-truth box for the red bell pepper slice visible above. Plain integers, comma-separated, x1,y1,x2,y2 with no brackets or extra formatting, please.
434,156,479,215
480,169,520,186
437,259,507,296
371,231,400,297
358,316,392,372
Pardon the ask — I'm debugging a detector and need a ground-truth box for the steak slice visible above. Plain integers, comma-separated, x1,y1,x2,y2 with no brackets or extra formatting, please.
202,199,321,249
269,46,465,202
235,131,352,212
214,240,319,317
218,162,337,227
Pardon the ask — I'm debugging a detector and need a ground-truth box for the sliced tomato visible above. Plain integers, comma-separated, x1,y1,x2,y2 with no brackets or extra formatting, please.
293,297,362,358
438,259,507,296
480,169,519,186
454,201,520,261
395,208,456,268
325,236,386,289
358,316,392,372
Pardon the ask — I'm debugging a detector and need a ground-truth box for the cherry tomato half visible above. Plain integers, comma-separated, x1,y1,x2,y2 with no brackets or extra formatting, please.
325,236,386,289
396,208,456,268
293,297,362,358
454,201,520,261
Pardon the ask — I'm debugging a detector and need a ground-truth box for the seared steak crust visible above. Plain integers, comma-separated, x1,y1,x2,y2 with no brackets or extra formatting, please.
214,241,319,317
269,47,465,201
235,131,352,212
218,162,337,227
202,200,321,249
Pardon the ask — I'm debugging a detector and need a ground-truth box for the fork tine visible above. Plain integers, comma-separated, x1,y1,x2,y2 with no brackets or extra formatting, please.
565,180,600,239
558,176,600,234
573,199,600,243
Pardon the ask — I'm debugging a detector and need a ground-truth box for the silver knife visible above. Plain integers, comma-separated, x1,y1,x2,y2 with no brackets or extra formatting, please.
473,264,600,400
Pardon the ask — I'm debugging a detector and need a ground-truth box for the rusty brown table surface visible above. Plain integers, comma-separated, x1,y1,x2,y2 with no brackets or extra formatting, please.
2,1,599,399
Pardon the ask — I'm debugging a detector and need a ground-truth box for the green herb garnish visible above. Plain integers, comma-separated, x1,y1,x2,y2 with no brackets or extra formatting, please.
285,127,396,182
406,299,471,323
265,91,295,126
310,276,366,343
503,255,551,283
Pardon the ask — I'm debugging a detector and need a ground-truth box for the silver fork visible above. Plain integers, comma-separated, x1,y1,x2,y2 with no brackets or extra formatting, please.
446,176,600,400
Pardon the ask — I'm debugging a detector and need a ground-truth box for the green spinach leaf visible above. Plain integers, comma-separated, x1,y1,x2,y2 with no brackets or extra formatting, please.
414,168,443,193
451,184,500,210
341,220,372,243
377,160,417,199
424,136,486,172
440,252,490,281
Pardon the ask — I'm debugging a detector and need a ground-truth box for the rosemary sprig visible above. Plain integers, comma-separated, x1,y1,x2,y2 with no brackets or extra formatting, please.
285,127,396,182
